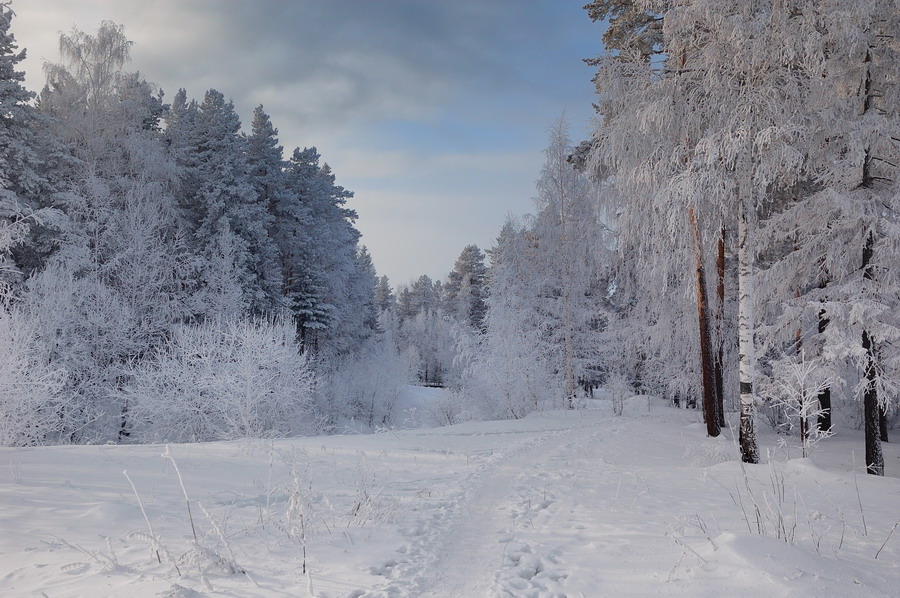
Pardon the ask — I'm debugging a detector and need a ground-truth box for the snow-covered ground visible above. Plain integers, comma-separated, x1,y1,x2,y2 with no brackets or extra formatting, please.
1,392,898,597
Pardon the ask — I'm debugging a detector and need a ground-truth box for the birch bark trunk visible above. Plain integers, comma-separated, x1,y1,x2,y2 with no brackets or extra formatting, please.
737,199,759,464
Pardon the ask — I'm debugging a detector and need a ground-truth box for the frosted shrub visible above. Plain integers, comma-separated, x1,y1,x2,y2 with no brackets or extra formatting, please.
121,317,317,442
460,329,557,420
319,336,413,429
606,374,633,416
0,308,71,446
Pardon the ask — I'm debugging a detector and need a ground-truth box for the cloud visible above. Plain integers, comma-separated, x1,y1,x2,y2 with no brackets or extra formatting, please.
12,0,602,284
331,146,539,181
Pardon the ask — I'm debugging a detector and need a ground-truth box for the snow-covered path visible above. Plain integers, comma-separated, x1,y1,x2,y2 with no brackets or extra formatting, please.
420,425,599,597
1,398,898,597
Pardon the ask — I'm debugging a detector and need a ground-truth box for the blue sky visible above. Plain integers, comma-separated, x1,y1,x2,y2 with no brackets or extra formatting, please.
15,0,605,286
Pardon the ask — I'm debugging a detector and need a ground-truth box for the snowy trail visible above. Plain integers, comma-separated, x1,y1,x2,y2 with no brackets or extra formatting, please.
416,418,619,597
420,430,575,596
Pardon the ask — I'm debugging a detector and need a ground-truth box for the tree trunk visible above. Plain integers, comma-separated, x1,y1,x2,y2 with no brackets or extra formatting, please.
737,201,759,464
714,228,726,427
862,232,884,475
817,387,832,433
863,331,884,475
817,286,832,432
690,208,719,437
563,297,575,409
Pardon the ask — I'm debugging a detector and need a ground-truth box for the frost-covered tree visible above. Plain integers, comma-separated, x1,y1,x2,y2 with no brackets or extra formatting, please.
33,22,190,440
282,146,365,357
584,29,721,417
176,89,279,316
331,244,379,355
374,275,395,315
584,0,666,61
244,104,288,310
533,118,606,408
0,305,70,446
463,217,558,418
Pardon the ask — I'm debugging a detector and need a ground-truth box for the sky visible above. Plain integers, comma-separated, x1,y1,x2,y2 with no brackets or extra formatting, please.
13,0,604,286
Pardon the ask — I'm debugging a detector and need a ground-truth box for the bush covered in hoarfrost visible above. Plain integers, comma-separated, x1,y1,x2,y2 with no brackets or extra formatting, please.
0,308,71,446
119,317,318,442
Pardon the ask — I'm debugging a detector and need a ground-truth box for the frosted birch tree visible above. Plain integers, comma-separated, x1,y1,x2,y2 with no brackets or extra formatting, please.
35,21,190,439
533,118,605,408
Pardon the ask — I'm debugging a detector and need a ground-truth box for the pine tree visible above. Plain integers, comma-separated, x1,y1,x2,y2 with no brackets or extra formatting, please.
245,105,287,310
374,275,395,315
283,146,362,355
0,2,50,297
444,244,487,331
190,89,278,317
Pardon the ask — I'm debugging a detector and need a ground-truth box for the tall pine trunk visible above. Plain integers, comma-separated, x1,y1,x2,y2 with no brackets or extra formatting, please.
690,208,719,437
714,228,726,428
737,200,759,464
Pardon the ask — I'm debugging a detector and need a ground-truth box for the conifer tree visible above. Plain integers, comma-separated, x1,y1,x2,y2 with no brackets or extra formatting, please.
444,244,487,331
0,2,49,296
245,105,287,310
191,89,277,316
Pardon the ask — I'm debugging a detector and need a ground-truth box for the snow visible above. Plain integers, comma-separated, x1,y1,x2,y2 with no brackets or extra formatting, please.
1,393,898,597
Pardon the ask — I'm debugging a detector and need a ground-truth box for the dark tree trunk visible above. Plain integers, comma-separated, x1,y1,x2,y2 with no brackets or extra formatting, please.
817,288,832,432
690,208,719,437
879,407,889,442
714,228,726,428
863,330,884,475
817,387,832,433
858,45,884,473
862,233,884,475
